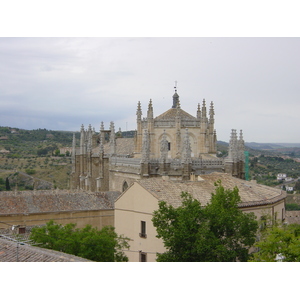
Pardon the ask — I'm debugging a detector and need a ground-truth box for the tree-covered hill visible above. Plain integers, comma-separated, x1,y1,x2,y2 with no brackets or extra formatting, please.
0,126,80,157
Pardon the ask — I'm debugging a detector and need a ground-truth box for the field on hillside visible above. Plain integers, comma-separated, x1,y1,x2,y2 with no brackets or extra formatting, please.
0,155,72,190
0,127,75,190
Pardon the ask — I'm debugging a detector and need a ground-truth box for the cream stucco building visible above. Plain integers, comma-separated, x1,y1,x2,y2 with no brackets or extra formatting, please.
114,172,286,262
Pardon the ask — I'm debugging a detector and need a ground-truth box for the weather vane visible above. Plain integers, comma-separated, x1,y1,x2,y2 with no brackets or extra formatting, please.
174,80,177,93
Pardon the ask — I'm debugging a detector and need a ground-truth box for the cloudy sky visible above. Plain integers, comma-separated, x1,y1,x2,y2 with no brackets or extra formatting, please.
0,37,299,143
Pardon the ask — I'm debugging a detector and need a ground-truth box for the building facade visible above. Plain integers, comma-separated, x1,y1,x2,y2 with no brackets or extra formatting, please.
114,173,286,262
0,190,118,235
70,90,245,192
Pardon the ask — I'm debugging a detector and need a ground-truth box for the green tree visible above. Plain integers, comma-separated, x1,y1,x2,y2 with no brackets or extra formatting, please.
54,149,60,156
152,181,258,262
250,223,300,262
294,180,300,192
5,177,11,190
30,220,130,262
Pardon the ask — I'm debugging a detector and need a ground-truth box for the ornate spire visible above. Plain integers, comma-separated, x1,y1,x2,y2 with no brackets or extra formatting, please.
147,99,153,119
172,83,180,108
136,101,142,120
209,101,214,121
87,130,92,154
109,121,116,156
238,130,245,161
141,129,150,163
182,128,192,164
228,129,238,162
197,103,201,119
100,121,104,131
80,124,85,155
202,99,207,119
99,133,104,155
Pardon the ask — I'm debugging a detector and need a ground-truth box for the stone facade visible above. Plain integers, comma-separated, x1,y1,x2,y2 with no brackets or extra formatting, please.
70,90,245,192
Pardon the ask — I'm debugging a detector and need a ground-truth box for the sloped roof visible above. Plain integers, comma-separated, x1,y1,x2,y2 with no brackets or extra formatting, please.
92,138,135,156
0,190,119,215
0,236,91,262
104,138,135,155
136,172,286,208
155,108,197,121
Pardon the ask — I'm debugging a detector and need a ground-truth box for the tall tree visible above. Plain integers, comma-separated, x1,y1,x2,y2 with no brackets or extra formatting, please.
250,223,300,262
30,220,130,262
5,177,11,190
152,181,258,262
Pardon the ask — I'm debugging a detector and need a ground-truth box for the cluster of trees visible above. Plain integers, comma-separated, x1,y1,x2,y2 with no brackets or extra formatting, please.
152,182,300,262
152,182,258,262
250,155,300,186
250,221,300,262
0,177,11,191
30,221,130,262
0,126,79,157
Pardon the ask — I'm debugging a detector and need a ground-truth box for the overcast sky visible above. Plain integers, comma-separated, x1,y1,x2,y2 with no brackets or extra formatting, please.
0,37,299,143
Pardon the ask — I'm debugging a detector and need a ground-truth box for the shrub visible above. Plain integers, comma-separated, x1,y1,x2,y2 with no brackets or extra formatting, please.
25,169,36,175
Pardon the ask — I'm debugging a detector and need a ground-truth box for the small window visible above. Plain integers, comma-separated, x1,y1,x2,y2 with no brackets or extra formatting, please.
168,142,171,151
139,221,147,238
18,227,26,234
140,252,147,262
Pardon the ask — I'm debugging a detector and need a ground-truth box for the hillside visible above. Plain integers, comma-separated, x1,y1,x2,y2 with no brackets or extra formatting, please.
0,127,75,190
1,126,300,191
245,142,300,157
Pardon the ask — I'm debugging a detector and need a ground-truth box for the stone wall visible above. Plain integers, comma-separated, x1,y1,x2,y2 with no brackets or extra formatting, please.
0,189,119,231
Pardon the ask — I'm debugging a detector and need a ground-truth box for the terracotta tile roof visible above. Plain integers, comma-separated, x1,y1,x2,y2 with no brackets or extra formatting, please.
136,172,286,208
155,108,197,121
0,190,120,215
0,236,91,262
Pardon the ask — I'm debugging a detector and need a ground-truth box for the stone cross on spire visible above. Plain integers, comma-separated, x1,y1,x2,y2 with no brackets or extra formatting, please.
172,82,180,108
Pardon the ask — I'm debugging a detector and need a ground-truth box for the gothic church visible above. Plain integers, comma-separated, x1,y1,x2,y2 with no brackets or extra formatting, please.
70,89,245,192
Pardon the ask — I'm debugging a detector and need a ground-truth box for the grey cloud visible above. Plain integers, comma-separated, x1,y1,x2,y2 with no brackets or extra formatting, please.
0,37,299,143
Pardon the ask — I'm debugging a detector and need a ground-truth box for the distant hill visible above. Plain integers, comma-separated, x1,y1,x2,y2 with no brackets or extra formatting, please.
245,142,300,151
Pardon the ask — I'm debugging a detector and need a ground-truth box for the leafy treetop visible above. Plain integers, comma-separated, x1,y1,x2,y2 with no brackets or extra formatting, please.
152,181,258,262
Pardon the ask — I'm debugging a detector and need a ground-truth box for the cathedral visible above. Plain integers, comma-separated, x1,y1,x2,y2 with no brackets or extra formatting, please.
70,89,245,192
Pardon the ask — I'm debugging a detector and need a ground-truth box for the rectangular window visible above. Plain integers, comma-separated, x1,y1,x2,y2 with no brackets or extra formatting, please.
18,227,26,234
168,142,171,151
140,252,147,262
139,221,147,238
